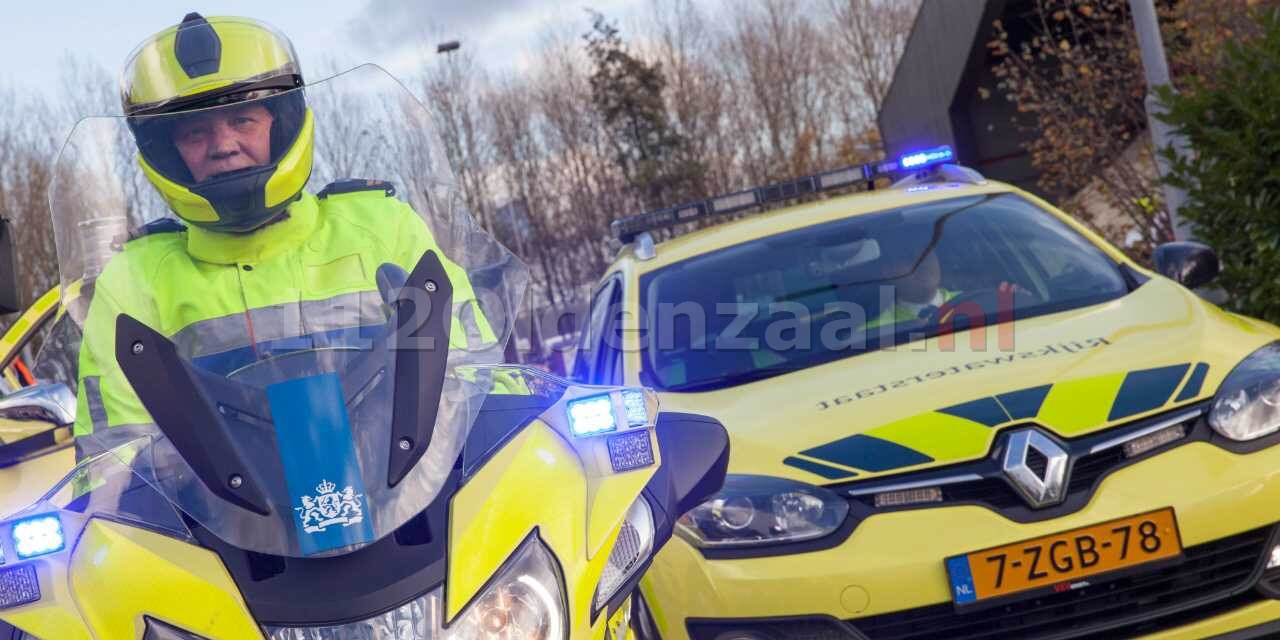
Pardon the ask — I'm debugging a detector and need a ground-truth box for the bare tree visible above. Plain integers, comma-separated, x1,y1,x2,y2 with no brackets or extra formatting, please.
422,49,495,231
990,0,1173,252
722,0,851,182
825,0,921,131
0,87,59,321
645,0,731,194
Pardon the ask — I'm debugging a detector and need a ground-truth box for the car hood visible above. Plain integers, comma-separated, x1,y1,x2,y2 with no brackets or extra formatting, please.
654,279,1280,483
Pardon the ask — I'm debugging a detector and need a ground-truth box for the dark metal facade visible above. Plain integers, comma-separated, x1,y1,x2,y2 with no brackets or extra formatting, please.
879,0,1045,196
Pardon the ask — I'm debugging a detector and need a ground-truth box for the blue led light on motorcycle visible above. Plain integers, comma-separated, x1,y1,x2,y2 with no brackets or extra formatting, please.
607,430,655,472
11,514,64,560
567,394,617,437
0,564,40,610
622,389,648,427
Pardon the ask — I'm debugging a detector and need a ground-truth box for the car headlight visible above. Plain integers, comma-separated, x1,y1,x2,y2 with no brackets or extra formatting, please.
594,497,656,612
675,475,849,549
1210,343,1280,442
264,534,566,640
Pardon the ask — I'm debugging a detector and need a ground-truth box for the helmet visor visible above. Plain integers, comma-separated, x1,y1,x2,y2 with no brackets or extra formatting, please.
128,87,307,188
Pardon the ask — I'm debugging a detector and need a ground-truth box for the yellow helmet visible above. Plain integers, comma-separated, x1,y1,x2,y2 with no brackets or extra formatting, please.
121,13,314,233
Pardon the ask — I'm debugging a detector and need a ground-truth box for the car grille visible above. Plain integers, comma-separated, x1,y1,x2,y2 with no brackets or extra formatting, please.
685,525,1275,640
851,525,1275,640
839,406,1207,521
935,446,1127,512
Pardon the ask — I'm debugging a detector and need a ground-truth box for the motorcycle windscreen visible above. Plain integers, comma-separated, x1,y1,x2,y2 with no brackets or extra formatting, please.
48,65,529,557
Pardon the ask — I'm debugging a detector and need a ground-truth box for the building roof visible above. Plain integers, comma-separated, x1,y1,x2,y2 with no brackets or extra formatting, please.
879,0,1009,158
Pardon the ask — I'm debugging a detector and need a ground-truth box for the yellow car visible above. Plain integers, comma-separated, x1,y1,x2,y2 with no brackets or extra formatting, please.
0,287,76,518
578,148,1280,639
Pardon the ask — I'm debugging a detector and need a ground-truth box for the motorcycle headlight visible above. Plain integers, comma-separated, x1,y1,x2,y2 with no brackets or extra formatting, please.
594,497,656,612
264,535,566,640
1210,343,1280,442
675,475,849,549
446,534,566,639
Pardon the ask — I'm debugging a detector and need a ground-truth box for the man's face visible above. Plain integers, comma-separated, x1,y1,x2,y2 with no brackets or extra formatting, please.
894,250,942,304
172,104,274,182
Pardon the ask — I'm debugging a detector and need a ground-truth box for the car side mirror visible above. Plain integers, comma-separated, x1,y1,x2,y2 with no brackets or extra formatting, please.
1154,241,1220,290
0,218,20,315
0,381,77,427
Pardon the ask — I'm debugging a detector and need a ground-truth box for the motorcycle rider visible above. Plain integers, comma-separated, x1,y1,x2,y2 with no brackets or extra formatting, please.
73,13,489,457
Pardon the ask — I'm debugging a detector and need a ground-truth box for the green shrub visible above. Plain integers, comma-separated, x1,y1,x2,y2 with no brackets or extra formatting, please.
1157,8,1280,322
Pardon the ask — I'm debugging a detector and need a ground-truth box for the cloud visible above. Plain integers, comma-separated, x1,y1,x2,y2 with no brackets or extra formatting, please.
345,0,540,53
344,0,656,77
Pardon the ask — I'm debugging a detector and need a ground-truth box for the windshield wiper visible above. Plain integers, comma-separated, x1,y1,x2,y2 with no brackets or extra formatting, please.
662,365,804,393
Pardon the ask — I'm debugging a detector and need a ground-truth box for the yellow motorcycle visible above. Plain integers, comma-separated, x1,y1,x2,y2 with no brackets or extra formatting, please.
0,64,729,639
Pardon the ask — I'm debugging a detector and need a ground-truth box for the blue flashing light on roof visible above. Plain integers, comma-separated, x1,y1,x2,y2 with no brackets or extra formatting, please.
899,145,955,170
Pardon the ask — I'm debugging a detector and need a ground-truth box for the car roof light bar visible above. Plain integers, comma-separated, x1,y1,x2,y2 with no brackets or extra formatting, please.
611,148,960,244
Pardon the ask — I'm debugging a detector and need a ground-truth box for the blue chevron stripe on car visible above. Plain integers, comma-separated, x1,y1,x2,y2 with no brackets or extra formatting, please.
800,434,933,472
1108,364,1192,422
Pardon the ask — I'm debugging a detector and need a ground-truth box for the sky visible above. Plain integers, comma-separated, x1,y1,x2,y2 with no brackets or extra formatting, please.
0,0,653,104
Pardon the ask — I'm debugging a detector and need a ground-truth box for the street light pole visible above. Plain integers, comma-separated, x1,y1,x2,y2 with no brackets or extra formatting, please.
1128,0,1192,241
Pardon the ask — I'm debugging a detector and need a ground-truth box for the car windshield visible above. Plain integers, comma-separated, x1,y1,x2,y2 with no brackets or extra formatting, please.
640,193,1131,392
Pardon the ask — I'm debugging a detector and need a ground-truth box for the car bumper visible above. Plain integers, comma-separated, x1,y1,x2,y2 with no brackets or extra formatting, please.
641,441,1280,640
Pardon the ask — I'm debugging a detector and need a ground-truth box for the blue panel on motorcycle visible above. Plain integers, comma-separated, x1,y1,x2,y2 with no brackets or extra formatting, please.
0,564,40,610
268,373,375,556
568,394,617,437
622,389,648,427
607,430,654,473
11,514,63,560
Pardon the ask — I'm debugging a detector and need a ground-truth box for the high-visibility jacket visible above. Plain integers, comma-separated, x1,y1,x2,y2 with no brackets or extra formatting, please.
864,288,959,330
74,184,490,441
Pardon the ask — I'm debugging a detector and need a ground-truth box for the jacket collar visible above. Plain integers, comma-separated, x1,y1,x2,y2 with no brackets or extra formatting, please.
185,193,319,265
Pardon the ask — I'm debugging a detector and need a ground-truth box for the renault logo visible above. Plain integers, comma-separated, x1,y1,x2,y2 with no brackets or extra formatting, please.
1001,429,1069,508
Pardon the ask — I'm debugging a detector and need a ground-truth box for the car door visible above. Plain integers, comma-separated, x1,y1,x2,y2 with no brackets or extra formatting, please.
0,287,77,517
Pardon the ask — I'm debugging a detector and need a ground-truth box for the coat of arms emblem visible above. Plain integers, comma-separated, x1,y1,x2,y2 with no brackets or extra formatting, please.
296,479,365,533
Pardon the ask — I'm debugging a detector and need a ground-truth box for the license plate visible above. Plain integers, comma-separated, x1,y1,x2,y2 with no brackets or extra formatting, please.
946,508,1182,605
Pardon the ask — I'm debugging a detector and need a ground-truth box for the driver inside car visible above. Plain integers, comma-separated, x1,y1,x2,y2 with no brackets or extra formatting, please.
73,13,490,459
864,245,958,330
864,239,1029,331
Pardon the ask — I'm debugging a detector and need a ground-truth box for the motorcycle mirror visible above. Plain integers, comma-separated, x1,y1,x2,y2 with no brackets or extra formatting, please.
0,218,20,315
1153,241,1220,290
652,412,730,517
0,381,77,427
376,263,410,307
